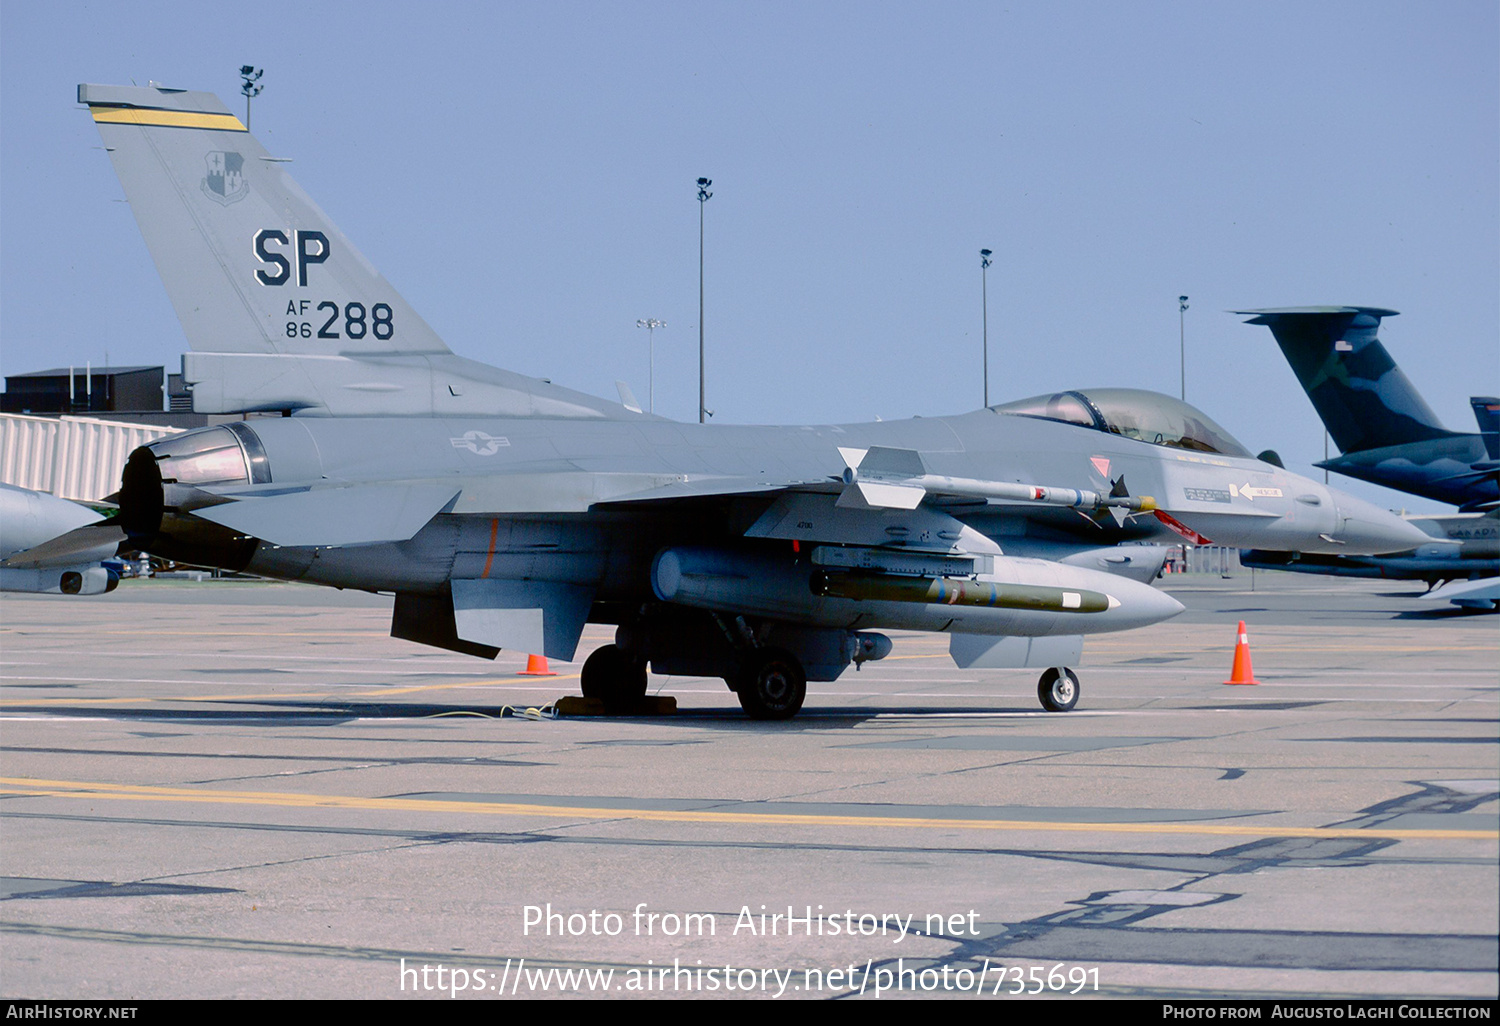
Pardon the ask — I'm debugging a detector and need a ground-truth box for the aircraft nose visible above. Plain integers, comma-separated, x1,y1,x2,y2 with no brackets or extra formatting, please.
1329,489,1432,554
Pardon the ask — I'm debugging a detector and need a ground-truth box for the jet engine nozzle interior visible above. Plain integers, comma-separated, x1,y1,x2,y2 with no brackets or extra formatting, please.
114,424,269,571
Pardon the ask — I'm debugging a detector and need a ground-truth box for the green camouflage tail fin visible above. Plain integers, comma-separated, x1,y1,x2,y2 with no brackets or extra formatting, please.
1234,306,1453,454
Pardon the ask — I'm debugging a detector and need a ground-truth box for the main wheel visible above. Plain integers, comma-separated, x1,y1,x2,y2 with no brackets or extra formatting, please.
581,644,648,707
734,647,807,720
1037,667,1079,712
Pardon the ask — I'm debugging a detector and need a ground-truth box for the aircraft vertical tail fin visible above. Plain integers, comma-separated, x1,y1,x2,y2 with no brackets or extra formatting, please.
1473,397,1500,460
78,83,450,359
1234,306,1454,454
77,83,634,419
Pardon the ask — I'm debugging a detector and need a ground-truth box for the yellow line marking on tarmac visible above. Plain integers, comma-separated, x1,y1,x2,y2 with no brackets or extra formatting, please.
1,778,1494,841
353,674,579,697
667,645,1493,659
11,630,391,638
1230,645,1497,653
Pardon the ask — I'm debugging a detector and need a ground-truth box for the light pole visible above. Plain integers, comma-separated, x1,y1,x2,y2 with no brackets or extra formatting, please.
1178,295,1189,401
239,66,263,132
636,318,664,414
697,177,712,423
980,249,993,407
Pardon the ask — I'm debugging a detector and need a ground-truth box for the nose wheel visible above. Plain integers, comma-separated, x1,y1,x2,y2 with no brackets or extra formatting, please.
1037,667,1079,712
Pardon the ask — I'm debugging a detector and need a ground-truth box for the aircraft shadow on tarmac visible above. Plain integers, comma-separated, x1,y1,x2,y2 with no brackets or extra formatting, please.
12,697,1342,729
1392,604,1497,620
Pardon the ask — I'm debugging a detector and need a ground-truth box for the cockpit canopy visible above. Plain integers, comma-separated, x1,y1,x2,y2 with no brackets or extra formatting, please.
991,388,1252,458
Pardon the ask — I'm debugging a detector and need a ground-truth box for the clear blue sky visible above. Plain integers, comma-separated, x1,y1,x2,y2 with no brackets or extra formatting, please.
2,0,1495,512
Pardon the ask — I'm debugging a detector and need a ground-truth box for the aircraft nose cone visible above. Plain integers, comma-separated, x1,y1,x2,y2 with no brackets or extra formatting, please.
1331,490,1433,554
1102,576,1186,630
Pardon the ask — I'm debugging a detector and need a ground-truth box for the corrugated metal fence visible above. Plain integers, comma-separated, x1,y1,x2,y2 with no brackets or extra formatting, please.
0,414,184,501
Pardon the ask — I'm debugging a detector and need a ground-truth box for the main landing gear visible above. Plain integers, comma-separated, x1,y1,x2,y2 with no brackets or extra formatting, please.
580,644,647,708
1037,666,1080,712
729,647,807,721
579,640,808,720
583,615,1076,719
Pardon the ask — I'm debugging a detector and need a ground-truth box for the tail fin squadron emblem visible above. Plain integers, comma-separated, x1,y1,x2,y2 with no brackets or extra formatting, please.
202,151,247,205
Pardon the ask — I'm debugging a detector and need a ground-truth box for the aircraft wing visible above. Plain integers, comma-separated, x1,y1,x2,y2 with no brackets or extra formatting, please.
601,445,1156,515
193,483,462,547
592,476,826,506
590,445,1162,558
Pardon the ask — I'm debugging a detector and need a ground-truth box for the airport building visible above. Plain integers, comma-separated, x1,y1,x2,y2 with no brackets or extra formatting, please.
1,364,201,425
1,364,247,501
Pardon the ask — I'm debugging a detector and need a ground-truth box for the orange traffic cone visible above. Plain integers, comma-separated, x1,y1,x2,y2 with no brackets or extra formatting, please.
519,654,556,676
1223,620,1260,685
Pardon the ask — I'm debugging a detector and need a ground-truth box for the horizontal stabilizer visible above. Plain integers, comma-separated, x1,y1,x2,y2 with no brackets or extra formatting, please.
451,579,593,661
193,484,459,546
1,484,107,559
1473,398,1499,460
949,634,1084,669
0,522,124,569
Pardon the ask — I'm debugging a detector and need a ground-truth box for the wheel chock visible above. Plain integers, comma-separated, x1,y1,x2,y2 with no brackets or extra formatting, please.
554,695,678,717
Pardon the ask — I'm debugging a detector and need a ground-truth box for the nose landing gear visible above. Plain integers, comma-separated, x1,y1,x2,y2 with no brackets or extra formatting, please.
1037,666,1080,712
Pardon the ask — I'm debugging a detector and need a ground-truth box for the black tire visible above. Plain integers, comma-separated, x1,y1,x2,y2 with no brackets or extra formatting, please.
735,647,807,720
581,644,648,706
1037,667,1079,712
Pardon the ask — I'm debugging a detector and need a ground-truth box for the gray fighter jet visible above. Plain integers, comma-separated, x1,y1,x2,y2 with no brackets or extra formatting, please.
13,83,1428,718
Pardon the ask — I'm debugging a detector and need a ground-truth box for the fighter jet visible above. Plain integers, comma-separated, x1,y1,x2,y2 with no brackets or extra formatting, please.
1234,307,1498,609
1242,509,1499,610
0,484,119,595
1235,307,1499,511
19,83,1429,718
